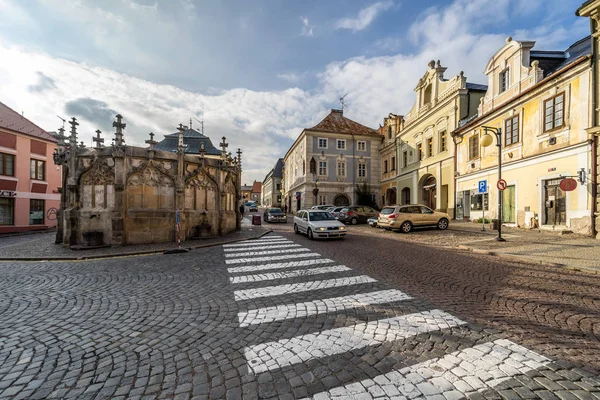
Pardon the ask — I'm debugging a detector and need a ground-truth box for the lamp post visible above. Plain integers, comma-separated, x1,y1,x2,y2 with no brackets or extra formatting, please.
481,126,505,242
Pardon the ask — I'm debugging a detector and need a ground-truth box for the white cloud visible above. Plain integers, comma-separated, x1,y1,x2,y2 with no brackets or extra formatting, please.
300,16,314,37
335,0,394,32
277,73,300,83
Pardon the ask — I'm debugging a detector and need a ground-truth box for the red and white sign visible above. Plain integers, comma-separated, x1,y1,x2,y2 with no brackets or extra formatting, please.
559,178,577,192
497,179,507,191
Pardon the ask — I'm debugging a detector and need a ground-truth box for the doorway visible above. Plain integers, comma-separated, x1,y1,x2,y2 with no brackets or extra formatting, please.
421,176,436,210
334,194,350,207
501,185,516,223
543,179,566,225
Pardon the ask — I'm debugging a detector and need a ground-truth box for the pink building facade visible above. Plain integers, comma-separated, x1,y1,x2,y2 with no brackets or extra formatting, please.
0,102,60,233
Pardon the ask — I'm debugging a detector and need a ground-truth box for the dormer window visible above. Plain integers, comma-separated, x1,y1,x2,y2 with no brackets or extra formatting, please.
500,68,510,93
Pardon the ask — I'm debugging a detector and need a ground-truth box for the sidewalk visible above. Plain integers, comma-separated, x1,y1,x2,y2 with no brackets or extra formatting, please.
451,221,600,274
0,216,271,261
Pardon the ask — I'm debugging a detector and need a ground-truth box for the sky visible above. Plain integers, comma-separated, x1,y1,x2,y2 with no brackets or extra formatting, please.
0,0,588,184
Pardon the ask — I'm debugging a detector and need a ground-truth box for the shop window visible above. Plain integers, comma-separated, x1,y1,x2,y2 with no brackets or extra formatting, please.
470,193,488,211
29,199,45,225
0,198,14,225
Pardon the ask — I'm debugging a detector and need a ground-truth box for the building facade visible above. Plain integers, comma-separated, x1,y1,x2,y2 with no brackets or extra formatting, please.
240,184,252,202
451,36,593,234
55,115,242,246
0,102,61,233
251,181,262,204
283,109,383,213
381,61,486,217
261,158,283,207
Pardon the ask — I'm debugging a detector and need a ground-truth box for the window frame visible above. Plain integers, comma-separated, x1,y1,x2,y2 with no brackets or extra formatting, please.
336,139,346,150
30,159,45,181
318,138,328,149
336,160,346,177
29,199,45,225
543,92,565,132
383,160,388,173
417,143,423,161
500,68,510,93
402,151,408,168
391,156,396,171
427,137,433,157
439,130,447,152
357,141,366,151
0,152,15,176
0,197,15,225
504,115,520,146
358,162,366,178
468,135,479,160
318,160,327,176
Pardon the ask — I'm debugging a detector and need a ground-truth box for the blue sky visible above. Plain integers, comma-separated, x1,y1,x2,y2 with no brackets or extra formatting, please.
0,0,588,183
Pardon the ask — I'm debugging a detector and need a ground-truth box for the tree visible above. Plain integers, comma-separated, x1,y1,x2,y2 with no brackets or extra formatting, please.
355,182,378,209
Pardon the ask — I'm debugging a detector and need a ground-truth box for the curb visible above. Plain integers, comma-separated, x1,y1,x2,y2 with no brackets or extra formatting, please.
456,244,599,274
0,229,274,262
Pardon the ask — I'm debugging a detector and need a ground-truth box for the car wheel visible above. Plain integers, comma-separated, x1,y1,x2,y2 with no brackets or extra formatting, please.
351,217,358,225
307,228,314,240
437,218,449,230
400,221,413,233
294,224,299,234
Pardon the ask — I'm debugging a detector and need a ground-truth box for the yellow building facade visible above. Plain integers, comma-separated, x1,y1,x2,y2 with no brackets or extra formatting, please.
380,61,485,217
452,37,593,234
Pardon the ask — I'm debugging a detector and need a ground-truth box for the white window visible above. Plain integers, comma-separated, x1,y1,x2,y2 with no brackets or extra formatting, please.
500,69,510,93
336,161,346,177
337,139,346,150
318,138,328,148
357,141,366,151
318,195,327,205
318,161,327,176
358,163,366,178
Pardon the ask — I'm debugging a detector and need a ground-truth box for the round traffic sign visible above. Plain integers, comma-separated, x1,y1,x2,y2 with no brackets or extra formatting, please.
559,178,577,192
497,179,507,191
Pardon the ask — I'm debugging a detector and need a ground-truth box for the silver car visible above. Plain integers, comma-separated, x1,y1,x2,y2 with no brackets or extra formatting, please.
326,206,345,218
293,210,347,239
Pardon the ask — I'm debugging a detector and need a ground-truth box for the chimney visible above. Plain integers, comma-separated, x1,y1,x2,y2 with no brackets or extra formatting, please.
331,109,343,115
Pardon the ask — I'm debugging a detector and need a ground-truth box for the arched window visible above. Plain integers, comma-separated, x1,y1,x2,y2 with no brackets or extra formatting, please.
423,84,432,105
401,187,410,205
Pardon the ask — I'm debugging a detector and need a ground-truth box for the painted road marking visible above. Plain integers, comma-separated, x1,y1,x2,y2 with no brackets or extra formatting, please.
238,289,413,327
245,309,466,374
234,275,377,300
224,243,301,253
225,253,322,265
230,265,351,283
224,248,310,257
228,258,336,273
223,239,290,248
306,339,550,399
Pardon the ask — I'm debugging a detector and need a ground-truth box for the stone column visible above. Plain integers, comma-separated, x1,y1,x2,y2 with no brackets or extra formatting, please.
111,114,127,245
176,124,186,240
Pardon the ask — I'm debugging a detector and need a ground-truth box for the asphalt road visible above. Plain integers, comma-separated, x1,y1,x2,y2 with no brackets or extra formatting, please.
0,220,598,399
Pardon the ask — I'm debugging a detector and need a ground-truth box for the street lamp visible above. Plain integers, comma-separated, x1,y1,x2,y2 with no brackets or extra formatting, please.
312,176,319,207
481,126,505,242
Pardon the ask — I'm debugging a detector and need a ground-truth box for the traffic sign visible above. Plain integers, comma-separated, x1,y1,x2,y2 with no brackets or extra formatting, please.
559,178,577,192
497,179,507,191
478,180,487,193
295,191,301,200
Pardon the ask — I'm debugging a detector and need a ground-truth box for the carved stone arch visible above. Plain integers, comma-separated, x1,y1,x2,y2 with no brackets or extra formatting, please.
79,157,115,209
222,172,237,211
184,168,218,211
126,161,175,209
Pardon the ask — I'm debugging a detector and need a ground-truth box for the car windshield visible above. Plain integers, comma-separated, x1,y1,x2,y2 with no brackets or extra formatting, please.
309,212,336,221
380,207,395,215
268,208,282,213
340,208,350,213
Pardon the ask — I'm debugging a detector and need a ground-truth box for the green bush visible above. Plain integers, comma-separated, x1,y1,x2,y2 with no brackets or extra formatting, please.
473,218,491,223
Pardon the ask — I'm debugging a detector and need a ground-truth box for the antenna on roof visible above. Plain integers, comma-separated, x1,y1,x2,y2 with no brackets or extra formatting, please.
340,93,348,111
193,111,204,135
57,115,66,129
189,118,192,129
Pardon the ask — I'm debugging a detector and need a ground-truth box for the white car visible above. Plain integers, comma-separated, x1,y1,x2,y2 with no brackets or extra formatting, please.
293,209,347,239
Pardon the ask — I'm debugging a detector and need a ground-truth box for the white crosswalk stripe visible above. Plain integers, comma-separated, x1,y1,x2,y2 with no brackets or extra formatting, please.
230,265,351,283
245,310,466,374
234,275,377,300
305,339,551,399
225,252,322,264
224,247,310,257
223,239,292,248
237,289,413,327
223,243,300,252
227,258,335,273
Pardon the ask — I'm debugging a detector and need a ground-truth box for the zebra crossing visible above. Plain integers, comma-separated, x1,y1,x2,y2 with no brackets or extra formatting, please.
224,234,557,399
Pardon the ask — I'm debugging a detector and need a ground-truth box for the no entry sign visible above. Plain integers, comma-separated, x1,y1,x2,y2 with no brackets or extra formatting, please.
497,179,507,191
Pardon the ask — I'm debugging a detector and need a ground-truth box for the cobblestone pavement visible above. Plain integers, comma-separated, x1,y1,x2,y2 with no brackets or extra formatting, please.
0,230,599,399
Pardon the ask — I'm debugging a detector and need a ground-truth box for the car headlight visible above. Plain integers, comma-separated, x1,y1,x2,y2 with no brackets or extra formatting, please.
316,227,326,231
339,226,346,230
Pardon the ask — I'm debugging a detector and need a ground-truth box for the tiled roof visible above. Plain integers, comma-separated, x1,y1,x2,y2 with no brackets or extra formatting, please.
154,128,221,155
0,101,56,142
466,83,488,91
306,109,380,136
273,158,284,178
251,181,262,193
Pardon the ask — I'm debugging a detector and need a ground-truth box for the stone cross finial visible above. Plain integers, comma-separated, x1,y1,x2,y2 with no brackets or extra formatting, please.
145,131,157,149
220,136,228,160
69,117,79,146
57,127,66,147
79,141,85,148
93,129,104,148
177,123,185,153
112,114,126,146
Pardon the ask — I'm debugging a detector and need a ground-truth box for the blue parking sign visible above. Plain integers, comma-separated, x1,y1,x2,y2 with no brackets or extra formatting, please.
478,180,487,193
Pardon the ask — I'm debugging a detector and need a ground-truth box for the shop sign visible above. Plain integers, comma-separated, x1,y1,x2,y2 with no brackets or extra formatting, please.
0,190,17,198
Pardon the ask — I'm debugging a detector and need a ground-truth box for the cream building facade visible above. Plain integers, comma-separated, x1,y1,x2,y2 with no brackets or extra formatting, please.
451,36,593,234
381,61,486,218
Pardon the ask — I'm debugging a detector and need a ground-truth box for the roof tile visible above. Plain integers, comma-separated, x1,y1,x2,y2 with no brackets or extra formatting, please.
0,101,56,142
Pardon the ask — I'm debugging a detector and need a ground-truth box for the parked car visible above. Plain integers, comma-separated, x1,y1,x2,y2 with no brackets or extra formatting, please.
245,201,256,207
337,206,379,225
248,204,258,212
326,206,346,218
377,204,449,233
310,205,335,210
293,210,346,239
367,217,378,227
263,207,287,223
